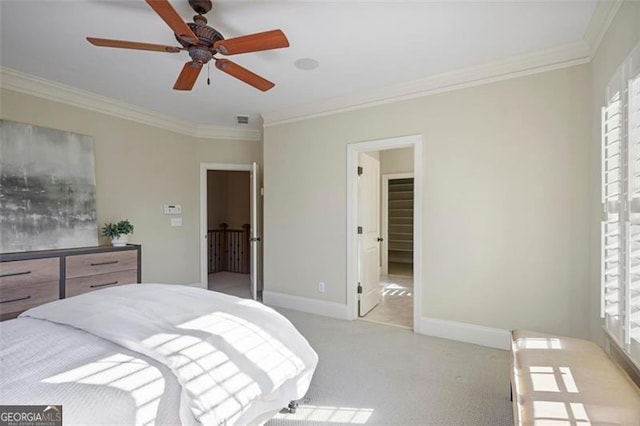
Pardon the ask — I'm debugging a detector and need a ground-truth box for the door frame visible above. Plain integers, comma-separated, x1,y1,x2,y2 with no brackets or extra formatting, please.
346,134,423,330
199,162,252,289
381,172,415,276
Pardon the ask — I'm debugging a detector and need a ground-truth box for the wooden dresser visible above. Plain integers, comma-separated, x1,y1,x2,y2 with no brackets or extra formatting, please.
0,245,141,320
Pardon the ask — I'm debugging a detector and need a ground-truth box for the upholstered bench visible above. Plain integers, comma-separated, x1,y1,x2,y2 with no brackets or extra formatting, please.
510,330,640,425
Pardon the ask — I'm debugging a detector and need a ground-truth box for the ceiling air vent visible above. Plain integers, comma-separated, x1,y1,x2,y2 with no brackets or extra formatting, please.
236,115,249,125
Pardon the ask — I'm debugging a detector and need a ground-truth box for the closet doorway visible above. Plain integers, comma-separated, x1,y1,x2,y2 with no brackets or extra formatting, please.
347,138,421,330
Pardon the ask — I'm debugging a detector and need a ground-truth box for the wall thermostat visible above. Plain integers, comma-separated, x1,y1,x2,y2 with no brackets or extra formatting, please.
163,204,182,215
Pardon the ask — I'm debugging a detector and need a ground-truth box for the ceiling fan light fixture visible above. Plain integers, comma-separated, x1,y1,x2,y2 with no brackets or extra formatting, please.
188,0,213,15
87,0,288,92
176,20,224,49
188,46,212,64
178,34,198,45
193,14,207,25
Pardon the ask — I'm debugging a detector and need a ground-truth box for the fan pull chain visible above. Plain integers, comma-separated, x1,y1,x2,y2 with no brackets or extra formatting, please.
207,63,211,85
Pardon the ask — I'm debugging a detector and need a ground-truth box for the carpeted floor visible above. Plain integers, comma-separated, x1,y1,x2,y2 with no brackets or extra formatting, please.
266,308,513,426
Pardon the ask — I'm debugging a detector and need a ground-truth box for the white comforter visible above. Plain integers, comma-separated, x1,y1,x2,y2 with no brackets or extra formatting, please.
7,284,318,425
0,317,190,425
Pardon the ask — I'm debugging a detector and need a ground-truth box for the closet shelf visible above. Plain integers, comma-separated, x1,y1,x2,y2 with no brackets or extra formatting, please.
387,177,414,267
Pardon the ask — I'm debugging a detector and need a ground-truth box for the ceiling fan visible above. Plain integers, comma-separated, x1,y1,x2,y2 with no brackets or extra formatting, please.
86,0,289,91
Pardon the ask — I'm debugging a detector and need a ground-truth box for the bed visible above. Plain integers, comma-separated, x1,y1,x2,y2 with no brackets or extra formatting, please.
0,284,319,425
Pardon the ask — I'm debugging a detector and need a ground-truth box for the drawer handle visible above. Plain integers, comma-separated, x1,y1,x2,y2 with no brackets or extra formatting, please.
0,295,31,304
0,270,32,278
90,281,119,288
90,261,118,266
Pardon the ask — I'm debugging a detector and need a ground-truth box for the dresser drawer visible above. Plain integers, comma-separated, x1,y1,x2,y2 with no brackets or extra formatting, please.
0,258,60,285
65,270,138,298
0,280,59,319
66,250,137,279
0,258,60,319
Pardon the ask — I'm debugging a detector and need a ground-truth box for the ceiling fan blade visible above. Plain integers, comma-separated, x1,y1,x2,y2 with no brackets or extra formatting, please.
145,0,198,45
214,30,289,55
174,61,203,90
215,59,275,92
87,37,183,53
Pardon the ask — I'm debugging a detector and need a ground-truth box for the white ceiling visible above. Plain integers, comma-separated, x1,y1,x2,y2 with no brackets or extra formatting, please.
0,0,598,131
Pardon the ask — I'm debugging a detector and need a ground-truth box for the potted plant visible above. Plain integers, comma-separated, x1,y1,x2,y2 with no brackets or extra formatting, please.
101,219,134,247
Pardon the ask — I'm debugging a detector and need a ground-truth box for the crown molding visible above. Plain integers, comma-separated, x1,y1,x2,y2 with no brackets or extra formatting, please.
583,0,623,57
195,124,261,141
0,67,260,142
262,0,623,127
1,1,620,134
262,41,591,127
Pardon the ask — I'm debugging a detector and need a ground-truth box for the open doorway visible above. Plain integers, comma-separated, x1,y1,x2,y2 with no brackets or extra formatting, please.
200,163,260,300
206,170,251,298
359,148,415,329
347,135,422,331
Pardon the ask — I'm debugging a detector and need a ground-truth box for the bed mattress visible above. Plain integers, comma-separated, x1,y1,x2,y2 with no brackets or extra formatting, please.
0,284,318,425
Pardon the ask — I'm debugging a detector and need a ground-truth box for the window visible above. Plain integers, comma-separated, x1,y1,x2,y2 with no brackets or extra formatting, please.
601,42,640,366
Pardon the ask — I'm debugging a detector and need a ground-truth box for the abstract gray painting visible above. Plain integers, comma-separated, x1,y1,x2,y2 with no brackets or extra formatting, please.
0,120,98,253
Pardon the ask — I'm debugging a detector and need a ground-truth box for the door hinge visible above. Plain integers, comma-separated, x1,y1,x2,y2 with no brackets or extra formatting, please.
357,226,363,234
357,283,362,294
357,166,363,176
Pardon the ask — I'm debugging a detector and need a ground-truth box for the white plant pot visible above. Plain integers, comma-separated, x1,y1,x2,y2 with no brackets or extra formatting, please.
111,235,128,247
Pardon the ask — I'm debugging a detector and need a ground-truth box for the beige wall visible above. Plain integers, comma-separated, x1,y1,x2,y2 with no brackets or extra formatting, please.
264,64,591,337
196,137,258,165
589,1,640,341
380,147,414,175
1,89,258,284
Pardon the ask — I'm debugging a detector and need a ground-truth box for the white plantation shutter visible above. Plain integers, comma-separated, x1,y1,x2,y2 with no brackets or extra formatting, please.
602,92,622,204
603,42,640,364
627,56,640,345
602,77,623,334
626,221,640,343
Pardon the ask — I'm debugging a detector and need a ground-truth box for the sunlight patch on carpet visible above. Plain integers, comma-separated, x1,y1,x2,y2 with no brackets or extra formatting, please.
273,405,373,424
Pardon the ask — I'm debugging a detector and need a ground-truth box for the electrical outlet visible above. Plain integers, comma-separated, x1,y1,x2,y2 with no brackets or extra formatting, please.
318,281,325,293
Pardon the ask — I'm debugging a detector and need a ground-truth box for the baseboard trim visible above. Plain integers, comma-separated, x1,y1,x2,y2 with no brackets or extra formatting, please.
263,291,350,320
417,317,511,350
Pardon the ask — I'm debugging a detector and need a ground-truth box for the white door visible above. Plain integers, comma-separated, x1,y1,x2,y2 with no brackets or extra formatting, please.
358,152,381,316
250,162,259,300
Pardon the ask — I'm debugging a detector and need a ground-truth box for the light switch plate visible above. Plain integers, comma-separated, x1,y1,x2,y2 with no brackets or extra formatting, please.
171,217,182,227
